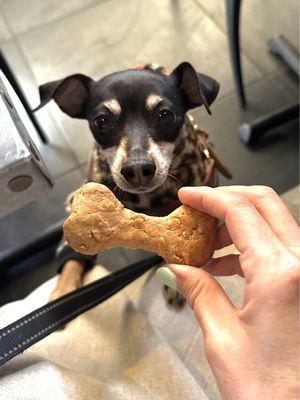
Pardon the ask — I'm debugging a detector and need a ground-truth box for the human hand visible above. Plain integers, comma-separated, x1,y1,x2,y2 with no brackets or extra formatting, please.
156,186,300,400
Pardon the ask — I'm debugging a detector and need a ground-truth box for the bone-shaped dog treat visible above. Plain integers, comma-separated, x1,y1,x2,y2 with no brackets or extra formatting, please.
64,183,217,266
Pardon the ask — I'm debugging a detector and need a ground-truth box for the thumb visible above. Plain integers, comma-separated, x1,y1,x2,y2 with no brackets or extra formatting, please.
156,264,238,337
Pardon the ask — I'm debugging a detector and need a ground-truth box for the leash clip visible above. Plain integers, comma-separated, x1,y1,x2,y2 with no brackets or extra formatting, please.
202,148,211,159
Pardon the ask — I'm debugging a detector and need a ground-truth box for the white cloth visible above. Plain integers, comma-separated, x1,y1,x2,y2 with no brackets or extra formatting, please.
0,263,244,400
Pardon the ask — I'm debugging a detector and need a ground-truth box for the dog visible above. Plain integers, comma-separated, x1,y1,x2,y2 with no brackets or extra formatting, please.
36,62,230,309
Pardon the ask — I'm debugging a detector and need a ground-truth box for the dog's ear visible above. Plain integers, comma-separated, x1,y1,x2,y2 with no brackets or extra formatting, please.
34,74,93,118
172,62,219,114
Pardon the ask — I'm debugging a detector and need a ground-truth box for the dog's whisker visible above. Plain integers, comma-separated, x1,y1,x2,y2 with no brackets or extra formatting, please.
112,185,124,199
169,164,186,173
161,181,169,192
167,173,181,184
119,188,127,199
112,184,118,193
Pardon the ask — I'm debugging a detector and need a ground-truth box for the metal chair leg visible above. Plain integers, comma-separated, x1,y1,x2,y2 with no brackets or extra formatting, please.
226,0,247,108
267,35,299,76
239,104,299,145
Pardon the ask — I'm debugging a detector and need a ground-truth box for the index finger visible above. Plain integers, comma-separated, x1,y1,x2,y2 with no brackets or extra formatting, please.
217,186,300,249
178,186,282,256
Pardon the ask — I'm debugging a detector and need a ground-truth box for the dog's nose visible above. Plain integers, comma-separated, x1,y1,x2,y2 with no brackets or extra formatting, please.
121,159,156,187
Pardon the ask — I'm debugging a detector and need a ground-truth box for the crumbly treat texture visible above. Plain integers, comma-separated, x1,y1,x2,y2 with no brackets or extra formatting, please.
64,183,217,266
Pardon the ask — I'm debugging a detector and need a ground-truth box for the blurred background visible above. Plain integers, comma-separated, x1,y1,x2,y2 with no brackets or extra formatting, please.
0,0,299,303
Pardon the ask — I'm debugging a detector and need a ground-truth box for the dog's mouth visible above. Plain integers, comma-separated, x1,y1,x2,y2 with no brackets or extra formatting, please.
111,172,168,194
103,138,175,194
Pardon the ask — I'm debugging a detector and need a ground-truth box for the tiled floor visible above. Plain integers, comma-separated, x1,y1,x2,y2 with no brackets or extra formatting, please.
0,0,298,296
196,0,299,74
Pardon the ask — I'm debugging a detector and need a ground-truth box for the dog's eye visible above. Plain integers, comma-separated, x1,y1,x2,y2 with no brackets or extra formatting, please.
94,115,113,133
157,109,175,125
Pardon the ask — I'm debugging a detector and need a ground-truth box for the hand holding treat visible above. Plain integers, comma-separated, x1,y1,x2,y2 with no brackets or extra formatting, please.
63,183,217,266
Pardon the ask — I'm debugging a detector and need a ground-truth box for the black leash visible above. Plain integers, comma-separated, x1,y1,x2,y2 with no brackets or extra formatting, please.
0,255,163,367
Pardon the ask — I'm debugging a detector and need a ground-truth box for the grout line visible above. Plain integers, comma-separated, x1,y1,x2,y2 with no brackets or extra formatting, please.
0,0,104,41
214,78,255,105
215,70,293,106
5,38,83,165
0,6,15,42
0,20,96,179
265,69,299,102
0,8,16,46
53,164,86,181
191,0,266,77
0,12,82,166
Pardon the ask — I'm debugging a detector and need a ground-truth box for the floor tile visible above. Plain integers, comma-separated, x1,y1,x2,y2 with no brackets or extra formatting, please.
15,0,261,99
194,0,298,74
1,40,81,177
56,114,95,165
0,168,84,253
0,249,57,306
4,0,262,165
268,67,299,102
122,248,154,266
0,0,98,36
96,248,129,272
0,11,11,43
1,0,263,166
96,248,156,273
192,75,299,194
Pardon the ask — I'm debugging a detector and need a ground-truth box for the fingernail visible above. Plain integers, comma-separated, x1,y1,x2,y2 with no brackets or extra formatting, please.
156,267,177,289
178,186,193,195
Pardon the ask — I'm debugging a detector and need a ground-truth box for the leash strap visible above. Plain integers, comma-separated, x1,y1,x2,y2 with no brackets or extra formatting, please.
0,255,163,367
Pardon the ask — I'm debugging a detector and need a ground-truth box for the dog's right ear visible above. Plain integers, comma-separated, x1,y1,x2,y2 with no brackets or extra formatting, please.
34,74,93,119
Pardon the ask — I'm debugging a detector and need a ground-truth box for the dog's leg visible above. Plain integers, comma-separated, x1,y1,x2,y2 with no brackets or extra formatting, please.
49,260,85,301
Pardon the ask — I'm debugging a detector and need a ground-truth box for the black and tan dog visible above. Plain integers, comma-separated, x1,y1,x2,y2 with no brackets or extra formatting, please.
36,62,230,308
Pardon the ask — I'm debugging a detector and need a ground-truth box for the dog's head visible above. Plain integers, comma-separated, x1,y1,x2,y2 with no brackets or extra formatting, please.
36,62,219,193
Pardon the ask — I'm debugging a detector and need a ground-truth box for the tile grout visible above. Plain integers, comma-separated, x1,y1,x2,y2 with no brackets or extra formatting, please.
266,69,299,102
191,0,268,77
52,164,86,181
0,7,15,43
0,0,104,41
215,68,297,106
0,7,82,168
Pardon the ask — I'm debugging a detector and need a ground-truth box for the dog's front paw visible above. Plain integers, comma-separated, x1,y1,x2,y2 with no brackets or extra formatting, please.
49,281,82,302
162,285,186,311
49,260,85,302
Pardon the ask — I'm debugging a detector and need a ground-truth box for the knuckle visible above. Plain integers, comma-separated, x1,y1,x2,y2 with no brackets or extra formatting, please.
246,256,300,301
251,185,278,201
200,193,213,213
230,198,250,209
224,196,252,219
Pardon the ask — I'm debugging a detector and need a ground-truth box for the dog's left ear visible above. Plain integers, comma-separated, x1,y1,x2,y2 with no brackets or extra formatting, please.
172,62,219,114
34,74,93,119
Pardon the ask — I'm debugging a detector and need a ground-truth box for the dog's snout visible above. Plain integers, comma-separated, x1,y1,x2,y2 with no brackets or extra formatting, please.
121,159,156,187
